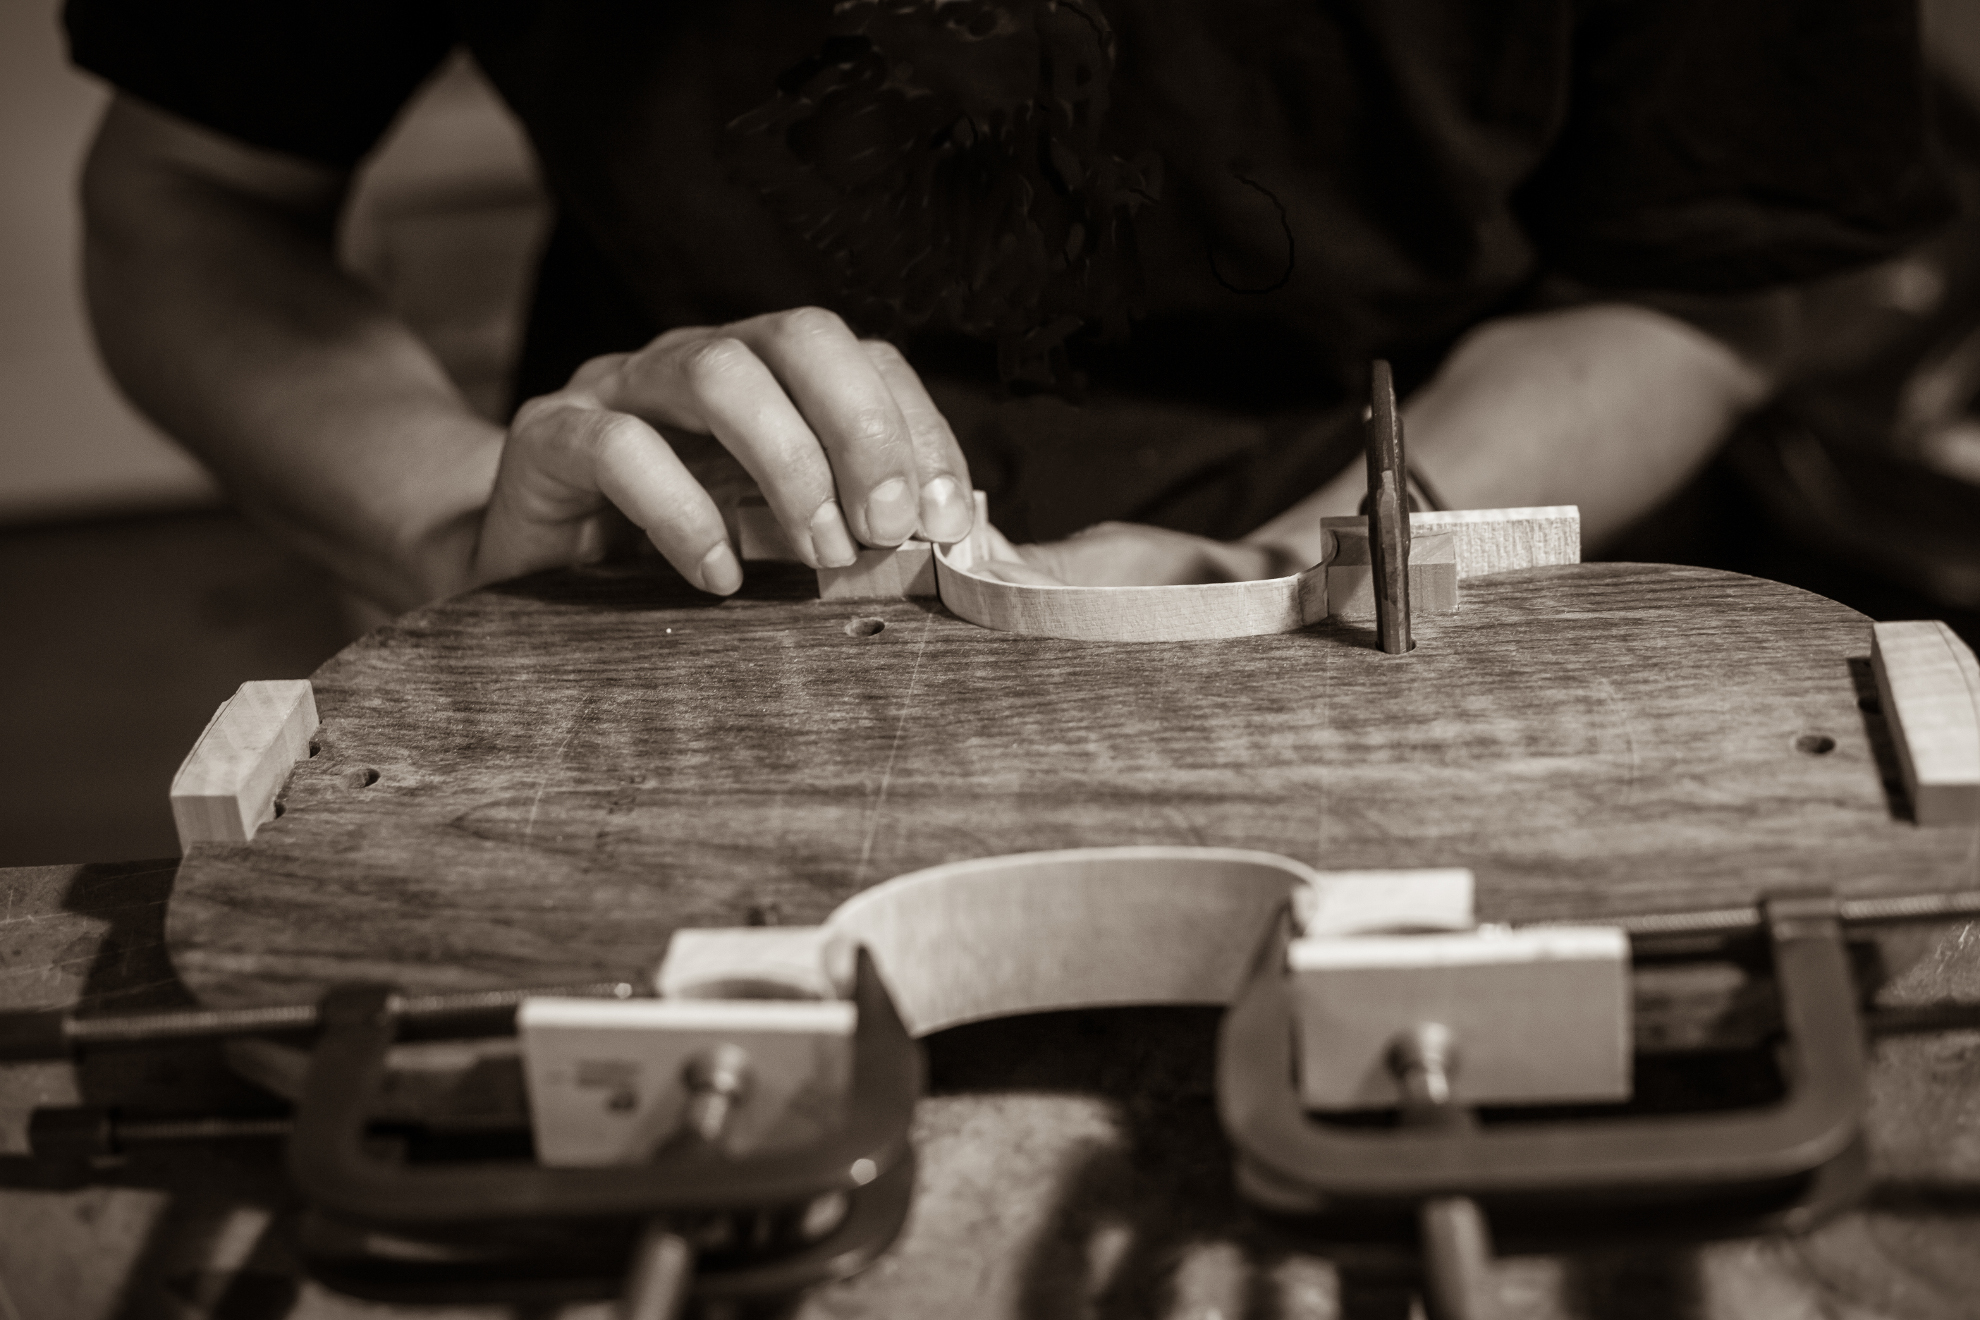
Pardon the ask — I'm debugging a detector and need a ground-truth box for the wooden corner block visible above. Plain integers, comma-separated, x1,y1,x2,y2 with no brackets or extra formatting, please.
1288,925,1632,1111
518,996,856,1165
1294,868,1476,937
817,540,938,600
1322,530,1457,619
169,679,317,850
1872,620,1980,826
1322,507,1580,580
657,926,852,1001
733,495,799,562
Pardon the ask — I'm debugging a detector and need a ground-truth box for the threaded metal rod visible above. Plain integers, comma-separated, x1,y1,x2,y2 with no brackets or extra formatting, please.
38,980,638,1055
1519,888,1980,944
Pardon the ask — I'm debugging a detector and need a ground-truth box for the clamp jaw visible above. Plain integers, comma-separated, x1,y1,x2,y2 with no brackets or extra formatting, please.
1216,892,1874,1316
290,946,921,1306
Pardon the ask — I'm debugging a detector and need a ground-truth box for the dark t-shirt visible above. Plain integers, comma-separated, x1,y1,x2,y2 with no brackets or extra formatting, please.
66,0,1952,539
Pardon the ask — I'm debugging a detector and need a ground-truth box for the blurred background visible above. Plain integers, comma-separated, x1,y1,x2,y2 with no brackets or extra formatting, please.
2,1,1978,865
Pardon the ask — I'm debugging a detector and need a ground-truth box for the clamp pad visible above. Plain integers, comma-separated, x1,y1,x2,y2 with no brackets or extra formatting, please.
1288,926,1631,1110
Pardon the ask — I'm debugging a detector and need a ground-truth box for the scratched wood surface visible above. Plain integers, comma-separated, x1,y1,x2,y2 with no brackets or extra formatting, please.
13,562,1980,1320
170,561,1977,1007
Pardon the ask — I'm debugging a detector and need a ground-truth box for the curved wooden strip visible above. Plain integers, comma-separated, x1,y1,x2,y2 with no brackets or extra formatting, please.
933,542,1325,642
826,847,1321,1035
929,504,1576,643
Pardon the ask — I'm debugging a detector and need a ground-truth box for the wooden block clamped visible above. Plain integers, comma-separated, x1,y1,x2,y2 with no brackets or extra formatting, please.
1295,868,1476,937
736,491,942,599
1324,528,1458,620
818,541,938,600
169,679,317,850
1872,621,1980,826
816,488,989,600
518,996,856,1166
656,926,853,1001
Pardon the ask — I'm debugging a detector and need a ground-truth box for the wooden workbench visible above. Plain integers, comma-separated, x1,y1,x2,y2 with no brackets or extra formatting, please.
4,560,1979,1318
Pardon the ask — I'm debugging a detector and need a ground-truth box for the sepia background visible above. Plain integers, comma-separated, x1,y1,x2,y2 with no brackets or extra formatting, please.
3,0,1980,865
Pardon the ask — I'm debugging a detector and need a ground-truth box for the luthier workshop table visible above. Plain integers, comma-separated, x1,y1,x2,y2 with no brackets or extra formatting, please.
6,560,1980,1318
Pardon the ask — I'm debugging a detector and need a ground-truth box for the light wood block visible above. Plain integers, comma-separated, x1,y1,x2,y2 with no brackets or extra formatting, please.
1872,621,1980,825
169,680,317,850
518,996,855,1165
656,926,852,1001
818,540,938,600
733,494,798,562
1324,530,1458,619
1288,926,1631,1111
1322,506,1580,580
737,490,940,596
1294,868,1476,937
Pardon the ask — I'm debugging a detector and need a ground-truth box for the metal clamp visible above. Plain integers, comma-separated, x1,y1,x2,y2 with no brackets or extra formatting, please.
1218,891,1871,1228
289,947,921,1304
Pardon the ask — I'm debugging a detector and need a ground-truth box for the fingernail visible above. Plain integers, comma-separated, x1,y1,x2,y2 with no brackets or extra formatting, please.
697,542,743,595
809,501,859,568
920,475,972,543
864,477,916,546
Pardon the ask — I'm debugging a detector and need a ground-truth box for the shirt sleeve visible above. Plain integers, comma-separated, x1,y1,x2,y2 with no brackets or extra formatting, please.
65,0,459,168
1516,0,1955,292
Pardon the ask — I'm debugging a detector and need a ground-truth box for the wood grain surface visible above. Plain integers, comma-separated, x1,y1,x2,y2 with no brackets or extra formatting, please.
16,561,1980,1320
170,561,1977,1008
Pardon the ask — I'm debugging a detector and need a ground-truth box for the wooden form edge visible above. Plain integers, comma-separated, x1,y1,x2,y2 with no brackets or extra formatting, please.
1872,620,1980,826
169,679,318,850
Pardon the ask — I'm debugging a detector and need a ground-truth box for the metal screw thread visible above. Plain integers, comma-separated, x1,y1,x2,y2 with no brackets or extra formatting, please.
682,1043,752,1145
1389,1022,1458,1111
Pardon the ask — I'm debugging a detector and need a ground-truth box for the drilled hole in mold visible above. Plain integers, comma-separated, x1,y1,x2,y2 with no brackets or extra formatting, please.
845,617,885,637
309,741,322,757
1795,734,1837,756
273,801,285,818
351,767,381,788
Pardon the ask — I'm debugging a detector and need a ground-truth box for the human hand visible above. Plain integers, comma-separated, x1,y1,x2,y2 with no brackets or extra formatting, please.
469,307,975,594
974,521,1298,587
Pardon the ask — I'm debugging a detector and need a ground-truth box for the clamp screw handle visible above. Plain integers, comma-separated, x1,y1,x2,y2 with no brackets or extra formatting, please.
1389,1022,1458,1112
1389,1023,1496,1320
682,1043,753,1146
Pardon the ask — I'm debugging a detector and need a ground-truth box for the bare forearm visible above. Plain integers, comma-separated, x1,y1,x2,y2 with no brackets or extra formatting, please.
1249,304,1772,565
82,98,501,611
